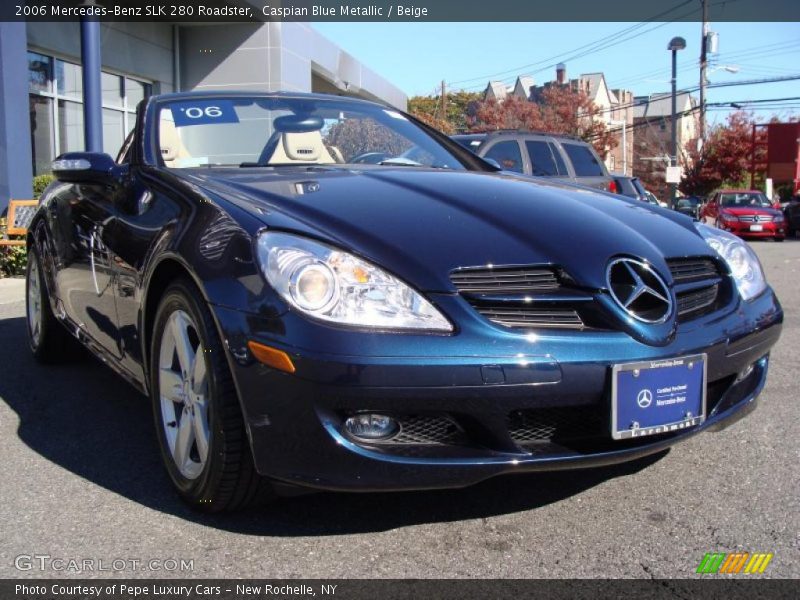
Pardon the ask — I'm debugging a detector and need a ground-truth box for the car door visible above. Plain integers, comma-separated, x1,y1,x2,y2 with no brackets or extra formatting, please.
102,159,183,381
557,141,611,191
522,138,571,183
48,178,122,358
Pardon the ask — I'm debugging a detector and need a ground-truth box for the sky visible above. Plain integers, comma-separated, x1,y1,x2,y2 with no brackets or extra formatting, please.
313,21,800,124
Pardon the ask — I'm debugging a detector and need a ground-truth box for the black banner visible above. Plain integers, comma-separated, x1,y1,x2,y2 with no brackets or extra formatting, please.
3,579,799,600
2,0,800,22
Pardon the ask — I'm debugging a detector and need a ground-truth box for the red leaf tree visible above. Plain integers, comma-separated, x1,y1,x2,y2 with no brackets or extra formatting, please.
680,111,765,197
467,86,617,158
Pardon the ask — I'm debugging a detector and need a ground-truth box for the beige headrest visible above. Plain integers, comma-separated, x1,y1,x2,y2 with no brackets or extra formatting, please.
160,119,180,162
282,131,325,161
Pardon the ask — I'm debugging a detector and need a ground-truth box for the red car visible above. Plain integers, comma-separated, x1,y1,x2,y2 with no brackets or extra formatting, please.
701,190,786,241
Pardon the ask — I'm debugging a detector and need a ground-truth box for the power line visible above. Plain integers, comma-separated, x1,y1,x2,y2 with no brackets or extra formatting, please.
448,0,696,90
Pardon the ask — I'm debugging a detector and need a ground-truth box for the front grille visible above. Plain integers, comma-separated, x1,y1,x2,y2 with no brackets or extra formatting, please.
508,406,605,446
450,266,559,293
667,258,719,283
371,415,466,446
677,284,719,316
666,258,723,322
738,215,772,223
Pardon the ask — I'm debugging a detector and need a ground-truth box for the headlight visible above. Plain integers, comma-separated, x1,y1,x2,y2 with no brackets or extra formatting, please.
773,214,784,223
256,232,452,332
694,223,767,301
720,212,738,222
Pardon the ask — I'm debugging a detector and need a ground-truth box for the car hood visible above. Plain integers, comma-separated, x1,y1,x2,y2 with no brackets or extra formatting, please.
180,167,712,292
721,206,782,217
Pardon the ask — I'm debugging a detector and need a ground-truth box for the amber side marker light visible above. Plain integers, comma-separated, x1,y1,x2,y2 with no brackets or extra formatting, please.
247,341,296,373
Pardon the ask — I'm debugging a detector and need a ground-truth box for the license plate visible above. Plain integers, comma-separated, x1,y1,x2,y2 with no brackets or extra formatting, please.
750,224,763,232
611,354,706,440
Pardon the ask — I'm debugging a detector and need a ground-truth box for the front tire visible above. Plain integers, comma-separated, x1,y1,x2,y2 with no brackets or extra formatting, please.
150,278,273,512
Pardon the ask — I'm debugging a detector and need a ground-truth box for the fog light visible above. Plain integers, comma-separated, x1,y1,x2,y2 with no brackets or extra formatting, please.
344,414,399,440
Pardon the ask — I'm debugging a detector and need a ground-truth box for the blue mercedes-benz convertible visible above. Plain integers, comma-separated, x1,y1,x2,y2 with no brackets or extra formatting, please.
26,92,782,511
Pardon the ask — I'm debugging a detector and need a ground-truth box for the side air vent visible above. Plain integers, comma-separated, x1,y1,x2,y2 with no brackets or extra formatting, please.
451,266,585,330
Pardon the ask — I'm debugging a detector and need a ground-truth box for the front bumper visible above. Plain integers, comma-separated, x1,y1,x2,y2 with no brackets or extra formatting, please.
212,287,782,492
719,220,785,238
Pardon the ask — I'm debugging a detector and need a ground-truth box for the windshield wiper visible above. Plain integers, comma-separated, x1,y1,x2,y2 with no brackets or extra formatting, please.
377,160,452,170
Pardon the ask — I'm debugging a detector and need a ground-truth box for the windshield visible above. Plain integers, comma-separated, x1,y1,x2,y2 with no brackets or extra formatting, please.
719,192,772,208
157,96,467,170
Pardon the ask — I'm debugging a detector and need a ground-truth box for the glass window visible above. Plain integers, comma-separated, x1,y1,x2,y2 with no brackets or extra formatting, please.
102,109,125,157
102,72,123,108
58,100,85,153
525,140,563,176
484,140,523,173
56,60,82,99
562,143,604,176
30,95,54,175
158,97,468,170
126,78,149,111
720,193,771,208
28,50,152,168
28,52,52,94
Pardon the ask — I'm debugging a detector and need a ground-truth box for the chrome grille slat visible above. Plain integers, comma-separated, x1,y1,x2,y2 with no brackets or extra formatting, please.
451,266,585,330
450,267,559,293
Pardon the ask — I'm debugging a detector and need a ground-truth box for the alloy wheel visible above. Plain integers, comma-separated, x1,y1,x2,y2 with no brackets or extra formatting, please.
158,310,210,480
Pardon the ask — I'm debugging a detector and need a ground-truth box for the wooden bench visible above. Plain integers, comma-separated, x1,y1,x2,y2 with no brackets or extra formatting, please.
1,199,37,247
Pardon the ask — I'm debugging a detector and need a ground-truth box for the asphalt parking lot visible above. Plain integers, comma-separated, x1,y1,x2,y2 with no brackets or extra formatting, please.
0,239,797,580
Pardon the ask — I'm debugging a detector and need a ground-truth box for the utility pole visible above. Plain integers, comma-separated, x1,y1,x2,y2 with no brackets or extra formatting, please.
699,0,709,143
440,80,447,125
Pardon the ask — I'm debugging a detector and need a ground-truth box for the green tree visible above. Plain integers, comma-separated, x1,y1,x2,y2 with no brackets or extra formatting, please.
408,90,482,134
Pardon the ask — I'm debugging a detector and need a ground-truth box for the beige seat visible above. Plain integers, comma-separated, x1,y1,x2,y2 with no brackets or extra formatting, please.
268,131,339,164
159,119,192,167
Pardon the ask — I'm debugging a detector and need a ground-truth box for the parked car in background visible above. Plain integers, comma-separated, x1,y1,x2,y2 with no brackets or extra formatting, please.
675,196,702,219
611,174,647,202
452,131,615,193
783,194,800,237
701,190,785,241
644,191,667,208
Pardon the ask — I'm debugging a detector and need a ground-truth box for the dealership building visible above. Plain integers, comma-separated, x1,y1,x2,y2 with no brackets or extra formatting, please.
0,19,406,210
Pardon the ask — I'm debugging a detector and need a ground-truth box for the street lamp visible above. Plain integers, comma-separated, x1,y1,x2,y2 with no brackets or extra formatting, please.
668,36,686,209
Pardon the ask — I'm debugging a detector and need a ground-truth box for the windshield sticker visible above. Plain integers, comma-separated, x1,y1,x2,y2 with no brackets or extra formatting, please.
171,100,239,126
383,109,408,121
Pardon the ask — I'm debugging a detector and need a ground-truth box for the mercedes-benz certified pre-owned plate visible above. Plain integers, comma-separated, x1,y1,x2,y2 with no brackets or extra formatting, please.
611,354,707,440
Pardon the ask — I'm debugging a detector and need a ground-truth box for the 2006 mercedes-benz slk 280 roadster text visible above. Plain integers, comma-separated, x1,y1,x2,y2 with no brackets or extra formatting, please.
26,92,782,511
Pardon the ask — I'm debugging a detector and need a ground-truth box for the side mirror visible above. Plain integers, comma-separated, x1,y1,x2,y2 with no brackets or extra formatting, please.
52,152,122,185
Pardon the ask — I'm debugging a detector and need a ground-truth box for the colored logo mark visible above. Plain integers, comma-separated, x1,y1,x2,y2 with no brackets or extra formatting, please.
696,552,773,574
